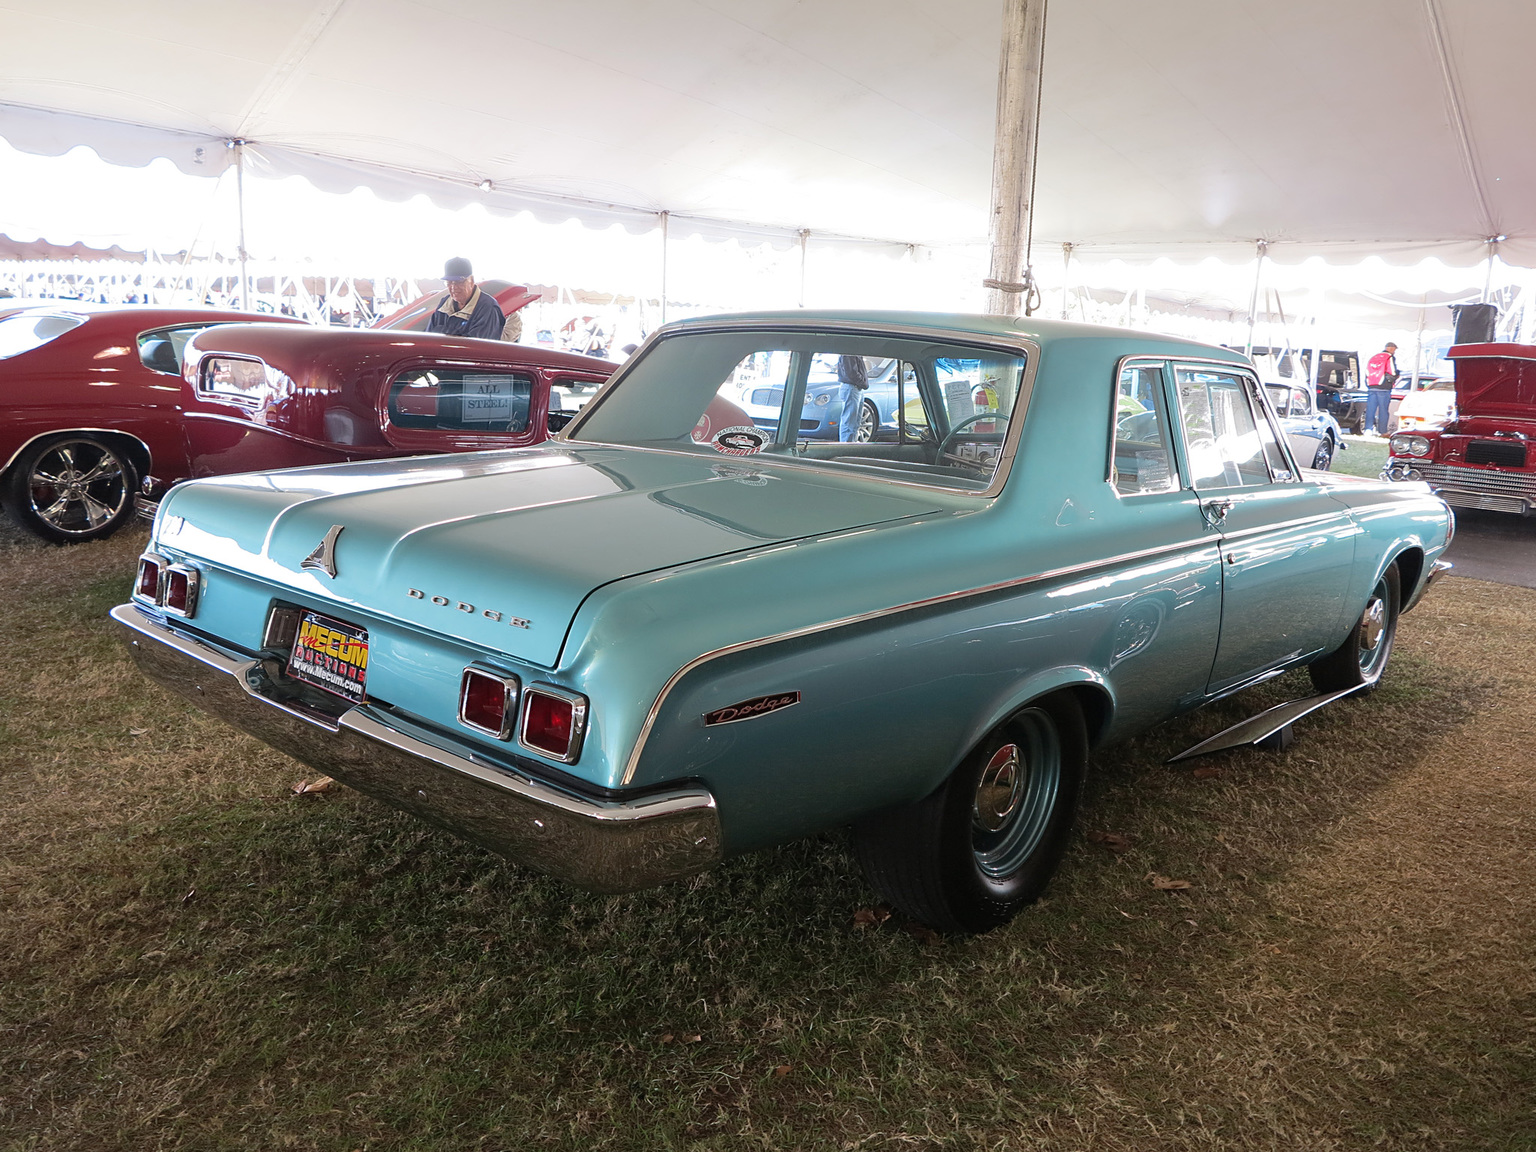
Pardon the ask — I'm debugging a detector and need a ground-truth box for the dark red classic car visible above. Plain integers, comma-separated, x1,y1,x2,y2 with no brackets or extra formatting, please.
1383,342,1536,515
167,323,614,498
0,303,304,543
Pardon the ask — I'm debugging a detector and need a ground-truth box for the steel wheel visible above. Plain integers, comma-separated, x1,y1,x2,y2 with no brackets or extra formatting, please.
852,694,1086,934
1309,564,1400,693
971,708,1062,881
6,436,137,543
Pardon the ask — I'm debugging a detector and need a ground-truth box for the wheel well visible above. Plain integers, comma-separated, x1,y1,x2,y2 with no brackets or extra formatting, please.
1059,684,1113,749
1391,547,1424,600
3,430,151,488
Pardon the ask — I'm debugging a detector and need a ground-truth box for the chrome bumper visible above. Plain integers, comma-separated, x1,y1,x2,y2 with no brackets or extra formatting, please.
111,603,722,893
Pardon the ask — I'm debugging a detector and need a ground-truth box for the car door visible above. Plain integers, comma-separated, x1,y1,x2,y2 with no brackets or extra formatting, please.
1172,363,1359,694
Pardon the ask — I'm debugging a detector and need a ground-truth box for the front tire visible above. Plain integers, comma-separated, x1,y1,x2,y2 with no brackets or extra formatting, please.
853,694,1087,934
1309,565,1400,693
4,435,138,544
1311,435,1335,470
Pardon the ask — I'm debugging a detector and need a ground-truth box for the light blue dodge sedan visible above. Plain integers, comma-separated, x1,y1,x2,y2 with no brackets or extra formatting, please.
116,311,1452,933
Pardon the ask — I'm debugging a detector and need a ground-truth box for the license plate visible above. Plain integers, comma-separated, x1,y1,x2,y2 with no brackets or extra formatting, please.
286,611,369,704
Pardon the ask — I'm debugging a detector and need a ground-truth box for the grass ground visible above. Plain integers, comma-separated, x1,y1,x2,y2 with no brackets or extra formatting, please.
1,522,1532,1151
1331,435,1388,480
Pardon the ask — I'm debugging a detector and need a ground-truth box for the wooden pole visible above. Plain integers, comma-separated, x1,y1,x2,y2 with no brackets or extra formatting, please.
984,0,1047,317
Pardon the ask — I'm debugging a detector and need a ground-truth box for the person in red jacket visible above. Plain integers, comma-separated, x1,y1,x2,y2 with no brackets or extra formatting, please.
1364,341,1399,436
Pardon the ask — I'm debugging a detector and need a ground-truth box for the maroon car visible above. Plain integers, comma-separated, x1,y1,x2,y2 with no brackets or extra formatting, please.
168,322,614,497
1383,342,1536,515
0,304,304,543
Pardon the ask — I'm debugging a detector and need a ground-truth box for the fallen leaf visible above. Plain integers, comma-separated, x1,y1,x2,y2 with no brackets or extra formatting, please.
1147,873,1193,891
902,922,943,946
1087,830,1134,853
292,776,336,796
685,1033,702,1043
773,1064,792,1078
853,906,892,928
128,727,149,737
1191,766,1223,780
659,1033,675,1043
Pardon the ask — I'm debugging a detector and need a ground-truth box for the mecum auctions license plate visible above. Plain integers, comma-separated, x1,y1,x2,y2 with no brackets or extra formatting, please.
287,611,369,705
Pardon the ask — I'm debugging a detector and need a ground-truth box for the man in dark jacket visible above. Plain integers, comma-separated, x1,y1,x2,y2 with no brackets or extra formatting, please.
427,257,504,340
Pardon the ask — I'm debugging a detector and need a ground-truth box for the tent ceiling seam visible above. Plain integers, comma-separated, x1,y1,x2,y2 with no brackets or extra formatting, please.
1422,0,1495,238
236,0,352,138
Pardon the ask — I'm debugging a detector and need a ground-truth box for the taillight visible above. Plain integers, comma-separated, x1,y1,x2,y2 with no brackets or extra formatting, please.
459,667,520,739
163,565,200,617
519,684,588,763
134,553,166,602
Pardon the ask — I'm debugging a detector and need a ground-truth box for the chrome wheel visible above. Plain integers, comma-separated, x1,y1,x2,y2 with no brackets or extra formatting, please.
9,437,136,543
972,709,1062,880
854,400,878,442
1311,437,1334,470
1356,583,1390,680
1309,565,1400,693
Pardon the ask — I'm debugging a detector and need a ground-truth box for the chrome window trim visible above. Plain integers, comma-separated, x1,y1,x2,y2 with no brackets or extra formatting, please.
519,682,589,764
0,428,154,481
560,319,1042,502
198,352,271,407
1107,354,1182,497
620,530,1226,785
162,564,201,618
459,665,521,741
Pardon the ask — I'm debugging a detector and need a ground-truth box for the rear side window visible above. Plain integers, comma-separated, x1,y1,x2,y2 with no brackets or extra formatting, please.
0,311,85,359
138,324,224,375
389,369,534,433
1113,362,1177,494
1175,367,1272,489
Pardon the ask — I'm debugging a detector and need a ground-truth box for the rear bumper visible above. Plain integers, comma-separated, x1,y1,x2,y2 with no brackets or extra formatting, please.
111,603,722,893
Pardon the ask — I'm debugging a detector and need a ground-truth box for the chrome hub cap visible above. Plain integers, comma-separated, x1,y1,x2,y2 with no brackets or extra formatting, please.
974,744,1022,832
1359,598,1386,654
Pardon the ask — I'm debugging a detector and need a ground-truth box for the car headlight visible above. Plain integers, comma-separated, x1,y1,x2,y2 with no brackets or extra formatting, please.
1390,433,1432,457
812,392,832,406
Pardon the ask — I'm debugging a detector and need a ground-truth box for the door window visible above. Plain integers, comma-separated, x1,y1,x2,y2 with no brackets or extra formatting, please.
1174,368,1273,489
1113,362,1177,494
388,369,533,433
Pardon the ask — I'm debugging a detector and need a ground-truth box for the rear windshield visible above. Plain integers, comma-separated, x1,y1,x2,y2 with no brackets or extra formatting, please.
0,311,85,359
568,328,1028,493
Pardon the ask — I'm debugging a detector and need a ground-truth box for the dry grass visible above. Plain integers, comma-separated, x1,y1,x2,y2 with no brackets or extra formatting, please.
0,518,1532,1151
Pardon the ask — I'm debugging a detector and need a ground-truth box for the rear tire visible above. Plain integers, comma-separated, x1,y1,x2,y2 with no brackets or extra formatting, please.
4,435,138,544
853,694,1087,934
1311,436,1335,470
854,400,878,443
1309,565,1400,693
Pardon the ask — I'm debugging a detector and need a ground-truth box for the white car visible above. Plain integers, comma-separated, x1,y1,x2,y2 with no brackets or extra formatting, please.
1393,377,1456,432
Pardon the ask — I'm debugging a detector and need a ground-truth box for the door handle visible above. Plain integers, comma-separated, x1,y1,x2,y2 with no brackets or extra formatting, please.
1201,497,1233,530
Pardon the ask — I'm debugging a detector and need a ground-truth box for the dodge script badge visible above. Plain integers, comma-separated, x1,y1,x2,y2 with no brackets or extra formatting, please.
301,524,344,579
703,692,801,726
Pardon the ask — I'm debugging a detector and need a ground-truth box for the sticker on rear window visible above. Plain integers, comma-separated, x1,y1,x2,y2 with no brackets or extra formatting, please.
712,425,766,456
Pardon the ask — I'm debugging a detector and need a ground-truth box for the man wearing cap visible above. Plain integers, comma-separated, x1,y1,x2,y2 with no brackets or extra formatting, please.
1364,341,1400,437
427,257,505,340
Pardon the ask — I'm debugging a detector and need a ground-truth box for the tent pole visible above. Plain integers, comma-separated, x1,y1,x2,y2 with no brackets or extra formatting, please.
659,211,669,327
799,229,810,307
1244,240,1267,356
233,139,251,312
984,0,1047,317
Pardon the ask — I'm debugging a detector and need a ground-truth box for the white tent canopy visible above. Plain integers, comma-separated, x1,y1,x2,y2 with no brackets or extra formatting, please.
3,0,1535,265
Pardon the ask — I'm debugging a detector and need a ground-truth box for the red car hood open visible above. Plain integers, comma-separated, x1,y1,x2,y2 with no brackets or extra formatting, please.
1447,343,1536,421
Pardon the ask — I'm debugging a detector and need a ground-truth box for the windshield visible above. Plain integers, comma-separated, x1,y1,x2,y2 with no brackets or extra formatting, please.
568,328,1028,492
0,311,86,359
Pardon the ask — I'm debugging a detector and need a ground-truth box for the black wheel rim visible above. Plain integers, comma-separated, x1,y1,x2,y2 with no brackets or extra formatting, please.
971,708,1062,879
1356,578,1391,680
26,440,128,536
